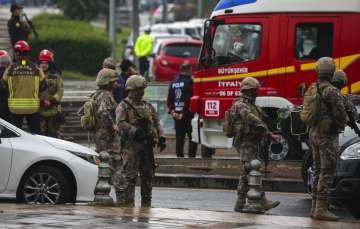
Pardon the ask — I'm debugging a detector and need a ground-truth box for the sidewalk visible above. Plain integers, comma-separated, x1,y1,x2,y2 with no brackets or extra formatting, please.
0,204,358,229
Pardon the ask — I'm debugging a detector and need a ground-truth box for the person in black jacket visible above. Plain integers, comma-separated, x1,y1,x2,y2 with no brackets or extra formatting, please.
167,62,197,158
7,4,32,46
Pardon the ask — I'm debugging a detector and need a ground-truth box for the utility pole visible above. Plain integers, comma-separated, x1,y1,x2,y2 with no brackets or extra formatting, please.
109,0,116,59
197,0,203,18
162,0,168,23
132,0,140,67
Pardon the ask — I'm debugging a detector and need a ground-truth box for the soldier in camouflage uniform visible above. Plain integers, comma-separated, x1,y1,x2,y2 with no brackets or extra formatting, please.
225,77,280,213
308,57,349,221
38,50,64,138
114,75,166,207
93,68,118,153
332,70,359,122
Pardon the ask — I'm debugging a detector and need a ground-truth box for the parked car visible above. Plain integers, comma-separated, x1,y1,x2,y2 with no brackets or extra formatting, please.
302,99,360,219
149,34,192,80
153,38,202,82
0,119,98,204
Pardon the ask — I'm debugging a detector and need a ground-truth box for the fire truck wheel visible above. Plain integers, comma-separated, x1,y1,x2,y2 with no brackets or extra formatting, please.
268,132,291,161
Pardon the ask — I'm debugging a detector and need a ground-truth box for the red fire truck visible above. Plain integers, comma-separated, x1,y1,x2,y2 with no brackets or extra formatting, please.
190,0,360,159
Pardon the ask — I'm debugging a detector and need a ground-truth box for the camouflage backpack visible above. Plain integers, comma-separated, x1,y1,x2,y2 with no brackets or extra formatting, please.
300,82,330,126
223,109,235,137
79,93,98,131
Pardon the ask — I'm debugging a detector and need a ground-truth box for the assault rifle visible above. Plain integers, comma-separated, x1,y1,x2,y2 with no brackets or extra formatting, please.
259,134,270,178
346,110,360,138
21,13,39,38
137,117,156,170
123,100,157,170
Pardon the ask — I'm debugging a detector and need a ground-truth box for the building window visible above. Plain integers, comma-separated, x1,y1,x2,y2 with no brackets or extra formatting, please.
295,23,333,60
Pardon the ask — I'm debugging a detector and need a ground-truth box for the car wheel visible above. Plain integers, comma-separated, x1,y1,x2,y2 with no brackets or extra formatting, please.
268,132,291,161
346,199,360,219
18,165,71,204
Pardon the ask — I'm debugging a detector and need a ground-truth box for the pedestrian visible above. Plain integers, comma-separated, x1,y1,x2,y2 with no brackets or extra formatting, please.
93,68,119,153
224,77,280,213
38,49,64,138
1,40,45,134
134,27,153,77
7,3,33,47
331,70,359,122
167,62,197,158
0,50,11,122
114,74,166,207
305,57,348,221
113,59,137,103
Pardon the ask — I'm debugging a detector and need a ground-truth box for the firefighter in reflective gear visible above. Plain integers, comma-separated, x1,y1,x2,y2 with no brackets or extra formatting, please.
134,28,153,76
167,62,197,157
309,57,348,221
0,50,11,122
1,41,45,134
38,49,64,138
225,77,280,213
115,75,166,207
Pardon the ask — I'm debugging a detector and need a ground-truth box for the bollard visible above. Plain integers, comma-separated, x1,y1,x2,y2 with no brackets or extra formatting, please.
242,159,265,214
91,151,114,206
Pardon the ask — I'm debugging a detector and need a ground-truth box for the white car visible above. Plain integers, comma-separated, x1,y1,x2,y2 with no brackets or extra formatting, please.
0,119,98,204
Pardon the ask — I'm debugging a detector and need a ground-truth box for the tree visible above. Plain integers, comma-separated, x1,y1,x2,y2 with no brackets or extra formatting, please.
54,0,108,21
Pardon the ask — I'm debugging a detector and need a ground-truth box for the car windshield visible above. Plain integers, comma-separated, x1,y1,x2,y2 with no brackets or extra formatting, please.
164,44,201,58
212,23,262,66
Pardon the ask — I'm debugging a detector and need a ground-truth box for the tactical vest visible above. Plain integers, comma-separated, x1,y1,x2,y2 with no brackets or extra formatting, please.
7,60,40,115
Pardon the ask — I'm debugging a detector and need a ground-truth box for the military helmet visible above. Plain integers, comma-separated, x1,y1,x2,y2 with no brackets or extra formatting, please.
96,68,117,86
316,57,336,75
332,70,348,85
241,77,260,90
102,57,116,70
125,75,147,90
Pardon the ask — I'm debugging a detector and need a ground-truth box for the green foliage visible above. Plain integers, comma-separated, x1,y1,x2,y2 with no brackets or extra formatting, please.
29,13,111,76
54,0,107,21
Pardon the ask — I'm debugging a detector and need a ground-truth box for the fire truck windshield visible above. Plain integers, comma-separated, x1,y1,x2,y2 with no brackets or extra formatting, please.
211,24,261,66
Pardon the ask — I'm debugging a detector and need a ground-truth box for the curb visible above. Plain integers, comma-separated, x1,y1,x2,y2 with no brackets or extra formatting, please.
152,173,306,193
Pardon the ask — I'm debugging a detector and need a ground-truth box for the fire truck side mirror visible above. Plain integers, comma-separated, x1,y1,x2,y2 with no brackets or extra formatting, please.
298,83,306,97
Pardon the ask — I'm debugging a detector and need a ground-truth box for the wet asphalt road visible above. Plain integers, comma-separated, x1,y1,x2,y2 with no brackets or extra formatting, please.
119,187,355,219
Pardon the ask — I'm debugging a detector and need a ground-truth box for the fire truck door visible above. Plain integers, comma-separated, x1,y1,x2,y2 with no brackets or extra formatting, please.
285,16,341,104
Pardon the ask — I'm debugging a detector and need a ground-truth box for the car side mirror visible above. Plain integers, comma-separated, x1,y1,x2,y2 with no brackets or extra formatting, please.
298,83,306,97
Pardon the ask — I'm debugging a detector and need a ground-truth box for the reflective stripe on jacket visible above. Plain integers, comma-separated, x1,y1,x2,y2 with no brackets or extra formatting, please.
6,62,40,114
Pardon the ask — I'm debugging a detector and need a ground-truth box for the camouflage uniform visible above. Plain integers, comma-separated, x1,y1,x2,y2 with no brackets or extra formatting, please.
309,57,349,221
39,70,64,138
225,77,279,213
93,90,117,152
114,75,164,207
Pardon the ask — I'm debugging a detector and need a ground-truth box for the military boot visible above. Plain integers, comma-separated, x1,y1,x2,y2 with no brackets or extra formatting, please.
312,199,338,221
310,197,316,218
234,194,246,212
260,196,280,211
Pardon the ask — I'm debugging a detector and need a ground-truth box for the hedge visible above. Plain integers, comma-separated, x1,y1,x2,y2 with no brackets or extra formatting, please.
29,13,111,76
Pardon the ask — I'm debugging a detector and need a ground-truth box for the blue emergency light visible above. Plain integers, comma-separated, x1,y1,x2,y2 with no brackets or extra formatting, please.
214,0,257,11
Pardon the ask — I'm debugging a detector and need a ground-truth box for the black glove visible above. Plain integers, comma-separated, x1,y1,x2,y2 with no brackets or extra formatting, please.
134,128,147,141
158,136,166,152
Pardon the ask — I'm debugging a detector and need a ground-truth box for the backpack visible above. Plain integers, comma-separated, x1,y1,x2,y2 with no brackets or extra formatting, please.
79,93,98,131
300,82,329,126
